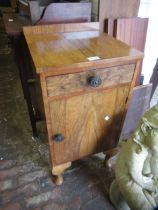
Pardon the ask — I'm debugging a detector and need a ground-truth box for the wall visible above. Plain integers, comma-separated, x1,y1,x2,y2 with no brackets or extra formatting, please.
139,0,158,84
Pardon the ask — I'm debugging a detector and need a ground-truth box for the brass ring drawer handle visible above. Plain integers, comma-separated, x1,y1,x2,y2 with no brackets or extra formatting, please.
87,76,102,88
53,134,64,142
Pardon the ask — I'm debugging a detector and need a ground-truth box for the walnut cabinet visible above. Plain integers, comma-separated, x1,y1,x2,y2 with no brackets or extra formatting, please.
23,22,143,185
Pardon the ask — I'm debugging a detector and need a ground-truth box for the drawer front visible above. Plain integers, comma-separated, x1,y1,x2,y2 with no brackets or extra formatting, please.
46,64,135,97
49,85,130,165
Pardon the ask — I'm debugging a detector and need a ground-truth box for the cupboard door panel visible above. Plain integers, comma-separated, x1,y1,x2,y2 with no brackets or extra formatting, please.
49,85,130,165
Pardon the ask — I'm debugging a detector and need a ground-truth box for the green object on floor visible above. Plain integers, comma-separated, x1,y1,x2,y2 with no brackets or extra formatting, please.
110,105,158,210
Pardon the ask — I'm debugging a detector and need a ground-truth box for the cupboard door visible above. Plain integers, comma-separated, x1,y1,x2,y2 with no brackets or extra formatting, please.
49,85,130,165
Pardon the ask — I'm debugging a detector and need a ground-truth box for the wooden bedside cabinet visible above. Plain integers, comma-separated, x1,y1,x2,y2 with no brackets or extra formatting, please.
23,23,143,185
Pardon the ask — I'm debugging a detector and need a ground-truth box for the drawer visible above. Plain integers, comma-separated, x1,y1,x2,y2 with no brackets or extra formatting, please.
46,64,135,97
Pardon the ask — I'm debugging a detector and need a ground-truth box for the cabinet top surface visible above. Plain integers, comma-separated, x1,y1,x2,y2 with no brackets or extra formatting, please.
23,25,143,75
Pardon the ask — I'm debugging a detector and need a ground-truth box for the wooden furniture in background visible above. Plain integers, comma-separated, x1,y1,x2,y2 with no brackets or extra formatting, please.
115,18,148,52
115,17,148,85
28,1,44,24
105,17,148,52
99,0,141,31
10,0,17,9
3,13,31,36
105,17,148,85
23,23,143,184
28,2,92,24
37,2,91,24
120,84,152,139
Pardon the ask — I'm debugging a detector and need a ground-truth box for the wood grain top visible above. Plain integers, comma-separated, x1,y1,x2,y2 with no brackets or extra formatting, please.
23,24,144,75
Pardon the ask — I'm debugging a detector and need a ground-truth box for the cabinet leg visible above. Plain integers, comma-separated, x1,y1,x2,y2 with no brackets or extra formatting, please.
52,162,71,185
